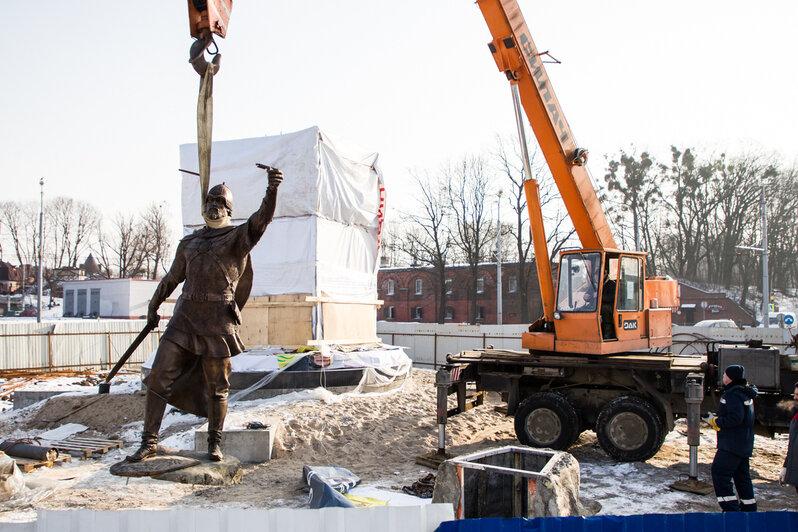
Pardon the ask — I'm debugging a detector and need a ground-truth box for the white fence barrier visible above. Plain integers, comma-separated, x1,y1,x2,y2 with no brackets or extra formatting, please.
377,321,796,368
0,320,162,373
3,504,454,532
0,319,793,373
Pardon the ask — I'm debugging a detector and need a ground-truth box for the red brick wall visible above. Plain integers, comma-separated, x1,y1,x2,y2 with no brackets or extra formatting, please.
673,284,756,326
378,262,544,324
379,265,755,327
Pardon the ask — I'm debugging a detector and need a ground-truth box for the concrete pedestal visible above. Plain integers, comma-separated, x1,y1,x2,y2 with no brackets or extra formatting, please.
194,418,280,463
432,446,583,519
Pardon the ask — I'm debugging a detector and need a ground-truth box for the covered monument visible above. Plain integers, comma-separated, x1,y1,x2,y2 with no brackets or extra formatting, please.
179,126,386,347
160,127,409,399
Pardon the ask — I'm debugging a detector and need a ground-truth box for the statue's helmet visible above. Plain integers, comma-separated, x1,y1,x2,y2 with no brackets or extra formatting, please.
206,183,233,212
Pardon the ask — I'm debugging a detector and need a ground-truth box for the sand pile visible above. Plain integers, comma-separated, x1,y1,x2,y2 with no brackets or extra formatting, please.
31,393,146,436
0,368,794,518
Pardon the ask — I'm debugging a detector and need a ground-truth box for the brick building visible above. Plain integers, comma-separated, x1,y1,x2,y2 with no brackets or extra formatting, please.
378,262,544,324
379,264,755,327
673,283,756,327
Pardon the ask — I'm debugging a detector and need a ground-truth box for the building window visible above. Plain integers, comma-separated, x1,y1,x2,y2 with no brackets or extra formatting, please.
445,306,454,320
385,306,395,319
476,306,485,320
509,276,517,293
445,279,453,295
415,278,423,295
412,306,423,319
386,279,395,296
477,277,484,294
63,289,74,317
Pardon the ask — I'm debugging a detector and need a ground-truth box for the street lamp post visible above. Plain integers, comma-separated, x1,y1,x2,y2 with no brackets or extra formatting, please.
735,175,770,328
37,178,44,324
496,189,503,325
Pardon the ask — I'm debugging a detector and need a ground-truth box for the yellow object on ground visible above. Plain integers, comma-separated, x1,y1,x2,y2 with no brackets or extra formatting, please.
343,494,388,507
709,417,720,431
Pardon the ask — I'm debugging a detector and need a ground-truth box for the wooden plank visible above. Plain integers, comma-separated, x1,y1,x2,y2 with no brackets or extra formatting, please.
307,338,381,346
269,303,313,347
239,305,269,347
67,437,123,446
321,302,376,344
306,296,383,306
247,301,315,308
241,294,315,347
14,455,71,473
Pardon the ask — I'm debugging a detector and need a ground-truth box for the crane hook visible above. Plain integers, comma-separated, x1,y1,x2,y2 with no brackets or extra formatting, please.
189,28,221,76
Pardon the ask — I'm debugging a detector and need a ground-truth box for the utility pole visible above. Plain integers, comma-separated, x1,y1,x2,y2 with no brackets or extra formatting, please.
37,178,44,324
735,173,771,328
496,189,503,325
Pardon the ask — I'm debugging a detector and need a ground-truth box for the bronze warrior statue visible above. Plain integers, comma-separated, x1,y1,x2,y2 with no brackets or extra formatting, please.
127,166,283,462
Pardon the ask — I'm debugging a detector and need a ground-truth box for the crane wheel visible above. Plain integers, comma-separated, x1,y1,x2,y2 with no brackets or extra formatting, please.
595,395,664,462
514,392,579,451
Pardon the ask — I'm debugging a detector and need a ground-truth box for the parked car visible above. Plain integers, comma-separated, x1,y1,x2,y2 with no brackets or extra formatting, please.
19,309,37,317
693,319,737,328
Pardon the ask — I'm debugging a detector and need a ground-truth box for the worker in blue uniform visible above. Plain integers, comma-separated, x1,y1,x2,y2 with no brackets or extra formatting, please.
708,364,758,512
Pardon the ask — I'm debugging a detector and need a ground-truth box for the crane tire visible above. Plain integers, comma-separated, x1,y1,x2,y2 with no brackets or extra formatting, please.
595,395,664,462
514,392,580,451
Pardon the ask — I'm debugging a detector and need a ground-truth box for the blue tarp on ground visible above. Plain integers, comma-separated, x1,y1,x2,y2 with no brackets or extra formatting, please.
435,511,798,532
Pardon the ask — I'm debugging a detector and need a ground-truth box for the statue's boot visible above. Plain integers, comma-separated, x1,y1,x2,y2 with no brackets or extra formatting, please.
126,391,167,462
207,397,227,462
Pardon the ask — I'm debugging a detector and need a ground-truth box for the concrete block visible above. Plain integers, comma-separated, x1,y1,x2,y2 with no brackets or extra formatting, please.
194,418,280,463
13,390,65,410
432,445,582,519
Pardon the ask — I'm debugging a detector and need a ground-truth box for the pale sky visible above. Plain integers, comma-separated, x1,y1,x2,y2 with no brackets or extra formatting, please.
3,1,797,237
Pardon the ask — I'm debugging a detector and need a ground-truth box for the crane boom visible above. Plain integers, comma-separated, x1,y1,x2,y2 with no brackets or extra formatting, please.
477,0,617,251
476,0,677,355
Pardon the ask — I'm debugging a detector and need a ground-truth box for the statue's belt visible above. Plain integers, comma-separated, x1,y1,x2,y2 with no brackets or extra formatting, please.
181,292,234,303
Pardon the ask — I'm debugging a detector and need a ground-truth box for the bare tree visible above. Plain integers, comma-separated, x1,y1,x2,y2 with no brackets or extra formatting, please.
94,214,147,279
656,147,721,280
767,164,798,291
140,202,173,279
447,156,494,324
494,136,576,322
604,149,662,273
47,197,100,269
706,154,767,288
401,172,453,323
0,201,43,272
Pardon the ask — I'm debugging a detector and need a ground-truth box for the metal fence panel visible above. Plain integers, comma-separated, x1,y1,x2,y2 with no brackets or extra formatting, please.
0,320,162,373
377,322,527,368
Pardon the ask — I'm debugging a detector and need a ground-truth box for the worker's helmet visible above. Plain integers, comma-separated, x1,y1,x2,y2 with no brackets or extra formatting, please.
206,183,234,212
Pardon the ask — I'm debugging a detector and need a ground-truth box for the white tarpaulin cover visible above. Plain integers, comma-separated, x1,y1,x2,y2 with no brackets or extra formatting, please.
179,126,385,300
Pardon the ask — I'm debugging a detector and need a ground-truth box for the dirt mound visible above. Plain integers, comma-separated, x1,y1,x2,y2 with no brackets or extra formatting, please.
32,392,146,437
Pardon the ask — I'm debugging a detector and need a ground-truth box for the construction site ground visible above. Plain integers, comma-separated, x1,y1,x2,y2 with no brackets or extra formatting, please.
0,369,795,522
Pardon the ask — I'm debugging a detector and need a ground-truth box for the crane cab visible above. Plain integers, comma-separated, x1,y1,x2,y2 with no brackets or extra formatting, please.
523,250,677,355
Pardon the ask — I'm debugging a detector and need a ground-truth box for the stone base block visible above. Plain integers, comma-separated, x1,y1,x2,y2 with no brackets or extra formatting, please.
432,445,583,519
110,449,242,486
13,391,65,410
194,418,280,463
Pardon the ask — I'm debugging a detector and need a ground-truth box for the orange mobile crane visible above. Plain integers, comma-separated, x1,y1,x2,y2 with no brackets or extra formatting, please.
431,0,797,465
477,0,678,355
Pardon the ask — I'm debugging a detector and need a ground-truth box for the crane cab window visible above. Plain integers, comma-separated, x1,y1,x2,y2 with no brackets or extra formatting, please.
617,256,643,312
556,252,601,312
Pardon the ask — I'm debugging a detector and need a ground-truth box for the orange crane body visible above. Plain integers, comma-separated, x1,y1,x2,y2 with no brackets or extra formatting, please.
477,0,678,355
188,0,233,40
